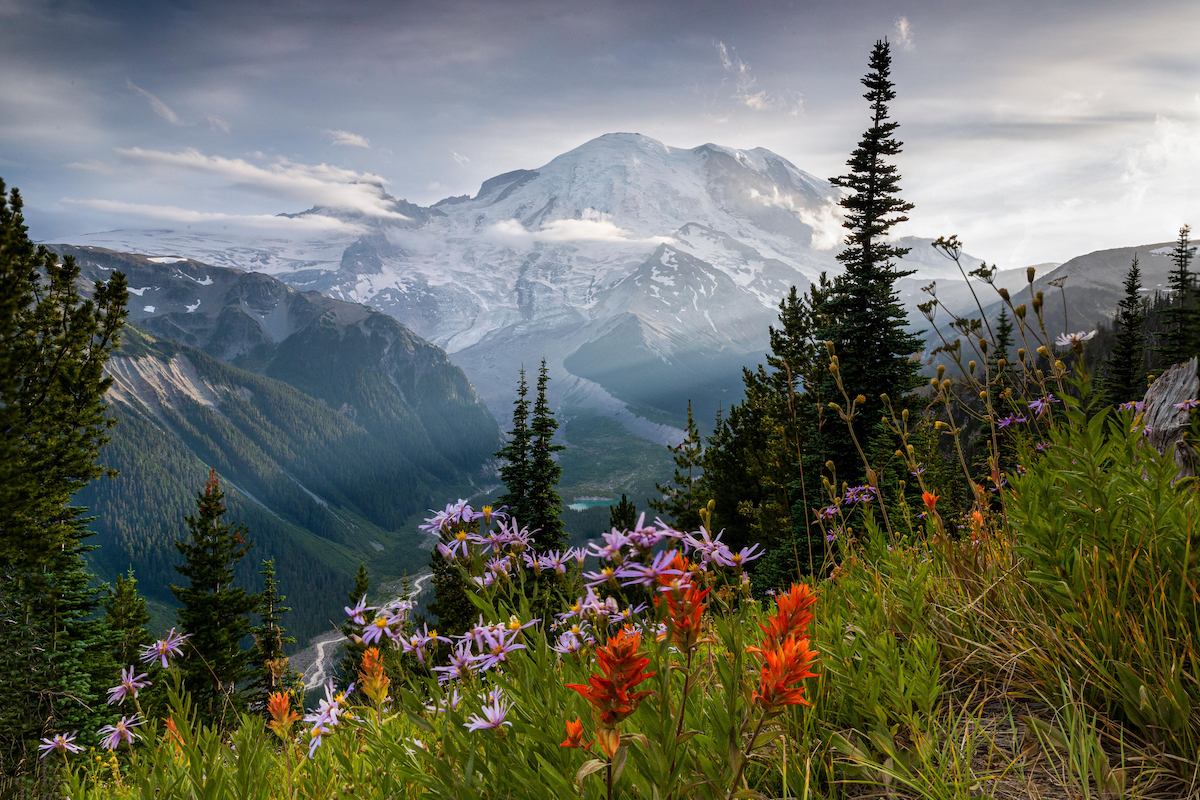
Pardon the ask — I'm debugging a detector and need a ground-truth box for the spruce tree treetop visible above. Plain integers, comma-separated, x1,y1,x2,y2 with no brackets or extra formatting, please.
1160,225,1197,367
649,400,706,533
609,494,637,532
0,179,128,568
171,470,260,725
818,39,923,486
248,557,299,711
495,368,532,523
104,569,152,667
525,360,565,549
1104,255,1148,405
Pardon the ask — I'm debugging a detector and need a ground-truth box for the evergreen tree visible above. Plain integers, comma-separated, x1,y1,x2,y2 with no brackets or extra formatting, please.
818,39,923,486
428,537,479,639
1159,226,1197,366
248,558,300,712
608,494,637,532
495,368,532,524
104,569,151,666
339,563,371,680
649,401,707,532
0,180,127,770
525,360,565,549
1104,255,1148,404
171,470,260,727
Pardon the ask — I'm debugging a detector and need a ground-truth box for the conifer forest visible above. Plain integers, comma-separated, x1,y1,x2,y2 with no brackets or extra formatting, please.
3,9,1200,800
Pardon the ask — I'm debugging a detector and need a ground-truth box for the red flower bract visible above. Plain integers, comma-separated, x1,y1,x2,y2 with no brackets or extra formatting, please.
750,583,816,654
751,635,818,713
565,627,655,726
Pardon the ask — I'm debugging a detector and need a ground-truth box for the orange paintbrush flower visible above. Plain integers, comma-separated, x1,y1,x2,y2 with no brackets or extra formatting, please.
266,691,301,740
751,635,818,714
358,646,391,705
560,716,590,749
749,583,816,654
922,491,939,511
662,580,711,651
565,627,655,727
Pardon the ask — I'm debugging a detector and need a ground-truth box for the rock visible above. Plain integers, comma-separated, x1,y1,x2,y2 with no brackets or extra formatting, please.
1140,357,1199,480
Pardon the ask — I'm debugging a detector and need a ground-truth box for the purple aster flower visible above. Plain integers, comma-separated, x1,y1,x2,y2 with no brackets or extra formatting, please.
418,509,453,534
473,628,527,671
464,692,512,731
441,529,480,559
680,526,725,562
825,532,837,543
816,506,838,520
617,549,684,588
1029,394,1058,416
98,715,143,751
344,595,373,626
583,565,619,589
910,466,926,477
997,414,1027,429
1055,330,1096,351
307,723,331,758
551,630,586,655
1118,400,1145,413
401,624,451,665
471,571,498,589
140,628,189,669
361,610,396,645
485,554,512,576
537,550,570,574
588,529,631,562
107,665,151,706
433,644,476,684
38,732,82,759
844,485,878,504
1176,399,1200,411
425,688,464,713
711,543,764,569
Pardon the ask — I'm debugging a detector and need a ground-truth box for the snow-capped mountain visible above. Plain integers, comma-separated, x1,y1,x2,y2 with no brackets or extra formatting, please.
67,132,948,435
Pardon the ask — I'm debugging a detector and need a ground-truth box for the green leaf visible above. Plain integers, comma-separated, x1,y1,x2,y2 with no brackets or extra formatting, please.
576,759,608,782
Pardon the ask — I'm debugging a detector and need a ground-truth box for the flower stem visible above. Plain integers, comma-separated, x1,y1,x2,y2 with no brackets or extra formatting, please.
727,716,766,800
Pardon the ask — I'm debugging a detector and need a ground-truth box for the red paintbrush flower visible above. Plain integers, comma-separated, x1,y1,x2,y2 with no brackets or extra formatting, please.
560,716,590,749
662,578,710,651
923,491,939,511
751,635,818,713
566,627,655,727
749,583,816,654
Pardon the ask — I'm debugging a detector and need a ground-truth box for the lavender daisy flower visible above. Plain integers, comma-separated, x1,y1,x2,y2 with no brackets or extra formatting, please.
538,550,570,574
98,715,143,750
107,665,151,706
551,630,585,655
344,595,373,626
401,624,451,665
1029,394,1058,416
997,414,1027,429
583,565,619,589
588,529,631,562
441,529,479,559
473,628,527,671
825,532,837,543
140,628,189,669
307,723,331,758
1055,330,1096,351
816,506,838,520
680,526,724,562
464,692,512,731
361,610,395,645
433,644,476,684
37,732,82,759
711,543,764,569
424,688,464,713
1175,399,1200,411
617,549,683,588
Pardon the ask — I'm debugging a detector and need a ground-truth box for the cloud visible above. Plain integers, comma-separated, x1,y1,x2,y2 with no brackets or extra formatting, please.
894,17,915,52
62,198,366,233
747,188,844,250
715,41,803,115
325,129,371,148
452,151,470,166
113,147,409,220
126,79,185,126
63,159,115,173
485,211,673,245
207,115,232,133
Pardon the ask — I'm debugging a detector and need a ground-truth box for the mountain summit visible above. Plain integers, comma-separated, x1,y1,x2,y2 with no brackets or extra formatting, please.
67,133,928,430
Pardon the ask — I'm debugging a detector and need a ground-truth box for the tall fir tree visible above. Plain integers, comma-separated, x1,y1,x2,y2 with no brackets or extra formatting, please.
1159,226,1198,366
339,563,372,680
171,471,260,727
0,180,127,770
495,368,532,523
608,494,637,532
1104,256,1149,404
818,39,923,487
247,558,300,713
525,360,565,549
104,569,151,667
649,400,707,533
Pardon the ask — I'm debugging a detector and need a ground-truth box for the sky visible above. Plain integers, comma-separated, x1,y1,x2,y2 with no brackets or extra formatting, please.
2,0,1199,268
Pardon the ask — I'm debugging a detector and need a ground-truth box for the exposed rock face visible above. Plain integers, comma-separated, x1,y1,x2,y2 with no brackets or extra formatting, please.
1141,358,1200,480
